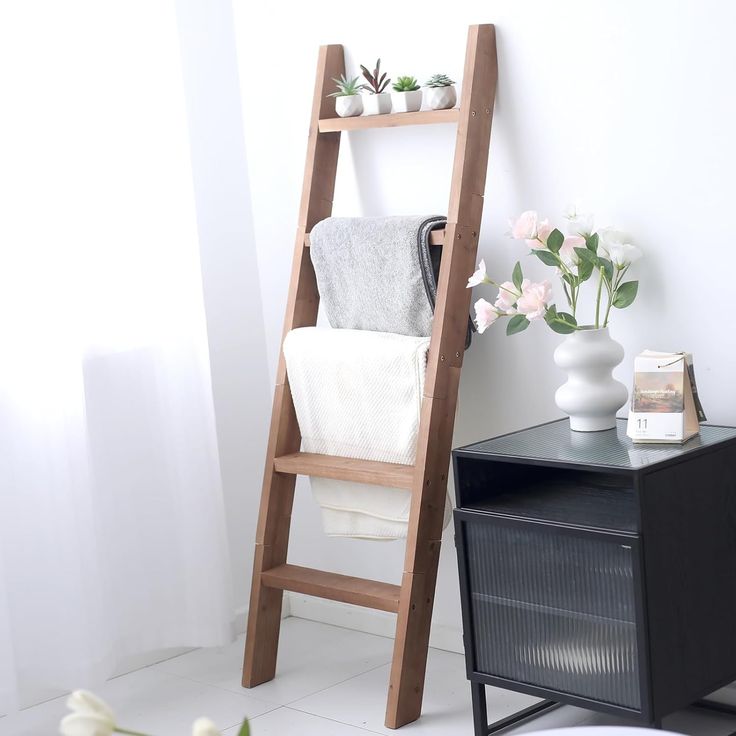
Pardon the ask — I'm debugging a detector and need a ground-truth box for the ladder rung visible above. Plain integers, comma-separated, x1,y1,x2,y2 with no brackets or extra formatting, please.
305,228,444,248
274,452,414,490
318,108,460,133
261,563,401,612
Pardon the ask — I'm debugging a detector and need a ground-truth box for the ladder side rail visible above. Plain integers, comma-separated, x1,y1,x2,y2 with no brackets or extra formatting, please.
242,43,345,688
385,24,498,729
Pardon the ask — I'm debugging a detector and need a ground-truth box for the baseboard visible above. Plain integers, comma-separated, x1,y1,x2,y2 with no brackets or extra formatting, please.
286,593,464,654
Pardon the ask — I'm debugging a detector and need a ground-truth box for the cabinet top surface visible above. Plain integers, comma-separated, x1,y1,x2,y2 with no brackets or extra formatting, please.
455,419,736,471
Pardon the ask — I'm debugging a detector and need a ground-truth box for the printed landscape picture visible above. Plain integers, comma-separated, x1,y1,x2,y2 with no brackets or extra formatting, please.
632,371,684,413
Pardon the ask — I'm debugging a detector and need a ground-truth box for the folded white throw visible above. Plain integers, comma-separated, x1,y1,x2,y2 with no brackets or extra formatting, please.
283,327,451,540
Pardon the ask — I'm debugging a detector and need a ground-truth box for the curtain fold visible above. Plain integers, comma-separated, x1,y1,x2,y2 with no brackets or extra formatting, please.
0,0,232,712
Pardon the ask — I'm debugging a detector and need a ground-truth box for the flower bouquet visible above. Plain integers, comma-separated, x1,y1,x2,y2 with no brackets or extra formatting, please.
467,206,643,431
469,206,641,335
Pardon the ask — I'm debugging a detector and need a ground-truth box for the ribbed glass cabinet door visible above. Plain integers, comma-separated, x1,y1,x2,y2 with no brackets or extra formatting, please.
461,516,641,709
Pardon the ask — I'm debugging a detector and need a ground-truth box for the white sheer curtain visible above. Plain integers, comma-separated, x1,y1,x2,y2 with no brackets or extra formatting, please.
0,1,232,712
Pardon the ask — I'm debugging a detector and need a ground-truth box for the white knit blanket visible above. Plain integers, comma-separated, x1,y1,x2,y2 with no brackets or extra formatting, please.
283,327,451,540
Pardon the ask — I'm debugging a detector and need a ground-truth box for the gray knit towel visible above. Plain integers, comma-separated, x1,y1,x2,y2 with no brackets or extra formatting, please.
309,215,448,338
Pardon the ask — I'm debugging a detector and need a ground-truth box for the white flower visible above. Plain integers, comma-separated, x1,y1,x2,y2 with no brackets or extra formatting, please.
494,281,518,311
563,203,594,236
60,713,115,736
508,210,538,240
597,227,642,267
60,691,116,736
466,259,490,288
516,279,552,321
474,298,500,334
192,717,222,736
608,243,642,268
66,691,116,723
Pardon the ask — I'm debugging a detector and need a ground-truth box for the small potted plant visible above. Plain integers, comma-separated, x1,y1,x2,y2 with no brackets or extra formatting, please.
360,58,391,115
424,74,457,110
391,76,422,113
328,74,363,118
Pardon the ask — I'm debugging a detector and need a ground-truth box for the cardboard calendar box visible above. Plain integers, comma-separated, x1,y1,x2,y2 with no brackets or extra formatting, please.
627,350,706,443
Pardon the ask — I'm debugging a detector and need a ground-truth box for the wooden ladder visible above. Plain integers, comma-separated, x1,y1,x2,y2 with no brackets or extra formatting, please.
242,24,497,729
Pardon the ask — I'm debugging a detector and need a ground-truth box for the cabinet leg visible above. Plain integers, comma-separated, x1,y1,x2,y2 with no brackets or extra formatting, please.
471,682,488,736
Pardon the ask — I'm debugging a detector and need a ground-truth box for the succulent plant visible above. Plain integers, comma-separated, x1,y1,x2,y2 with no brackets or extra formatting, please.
328,74,362,97
392,76,420,92
424,73,455,88
360,59,390,94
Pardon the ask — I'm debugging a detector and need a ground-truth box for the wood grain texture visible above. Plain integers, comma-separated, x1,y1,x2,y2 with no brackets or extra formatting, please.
318,108,459,132
262,564,402,612
274,452,415,489
242,43,345,689
385,24,497,729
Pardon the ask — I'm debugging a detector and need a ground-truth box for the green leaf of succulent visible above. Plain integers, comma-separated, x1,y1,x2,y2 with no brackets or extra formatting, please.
392,75,420,91
612,280,638,308
511,261,523,291
328,75,361,97
424,73,455,87
546,229,564,254
506,314,530,336
533,249,559,267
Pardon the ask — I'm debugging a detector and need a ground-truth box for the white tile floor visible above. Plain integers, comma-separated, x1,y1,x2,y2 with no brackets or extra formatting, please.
3,617,736,736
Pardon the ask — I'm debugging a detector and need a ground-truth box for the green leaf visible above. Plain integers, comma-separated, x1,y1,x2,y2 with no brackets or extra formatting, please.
598,257,614,282
548,311,578,334
547,228,564,254
577,258,594,282
574,247,597,265
548,320,576,334
545,304,558,321
512,261,523,291
561,273,577,287
585,232,599,253
237,719,250,736
533,249,559,267
506,314,530,336
612,280,639,309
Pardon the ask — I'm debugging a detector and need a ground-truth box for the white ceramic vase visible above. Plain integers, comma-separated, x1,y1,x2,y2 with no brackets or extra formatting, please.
553,327,628,432
362,92,391,115
390,89,422,113
335,95,363,118
425,85,457,110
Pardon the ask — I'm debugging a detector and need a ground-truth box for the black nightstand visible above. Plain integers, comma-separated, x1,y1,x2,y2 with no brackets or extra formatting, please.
452,419,736,734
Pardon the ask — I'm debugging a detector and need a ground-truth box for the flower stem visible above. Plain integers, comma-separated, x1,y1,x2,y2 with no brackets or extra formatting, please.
594,266,604,329
116,728,155,736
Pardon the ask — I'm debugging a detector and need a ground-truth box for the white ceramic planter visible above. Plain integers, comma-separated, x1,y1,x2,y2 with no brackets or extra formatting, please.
425,85,457,110
335,95,363,118
553,327,628,432
362,92,391,115
390,89,422,113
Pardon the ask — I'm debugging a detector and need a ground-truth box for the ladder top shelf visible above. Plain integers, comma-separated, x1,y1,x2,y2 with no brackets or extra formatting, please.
318,107,460,133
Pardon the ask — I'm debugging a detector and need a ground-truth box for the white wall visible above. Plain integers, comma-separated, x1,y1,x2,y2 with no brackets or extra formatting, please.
228,0,736,648
176,0,271,624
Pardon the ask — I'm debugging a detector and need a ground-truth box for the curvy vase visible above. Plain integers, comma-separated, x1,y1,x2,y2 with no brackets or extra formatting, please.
553,327,628,432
